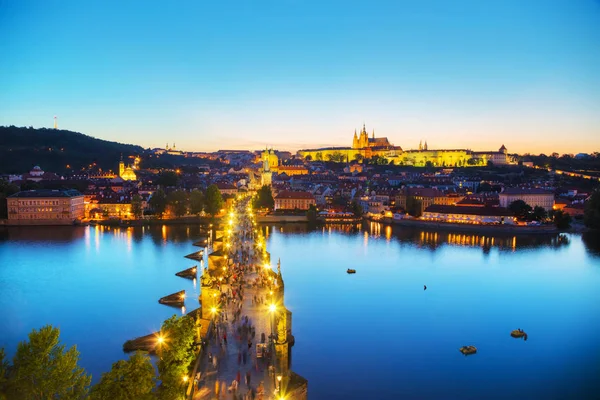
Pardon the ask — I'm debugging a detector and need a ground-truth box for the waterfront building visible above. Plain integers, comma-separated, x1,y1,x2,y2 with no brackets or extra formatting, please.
215,182,238,196
21,165,61,182
396,188,464,215
499,188,554,211
7,189,84,225
422,205,516,224
274,191,315,210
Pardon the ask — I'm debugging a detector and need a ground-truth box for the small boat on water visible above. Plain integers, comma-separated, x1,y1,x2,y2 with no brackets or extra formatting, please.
511,329,528,340
347,269,356,274
459,345,477,356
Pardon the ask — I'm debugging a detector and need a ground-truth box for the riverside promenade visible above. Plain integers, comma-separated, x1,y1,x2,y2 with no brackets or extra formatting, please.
189,196,307,400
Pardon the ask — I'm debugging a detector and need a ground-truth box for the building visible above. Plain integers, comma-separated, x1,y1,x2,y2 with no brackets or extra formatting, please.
277,166,309,176
21,166,61,182
422,205,516,225
215,182,238,196
499,188,554,211
396,188,464,215
274,191,315,211
7,189,85,225
297,125,515,166
119,159,137,181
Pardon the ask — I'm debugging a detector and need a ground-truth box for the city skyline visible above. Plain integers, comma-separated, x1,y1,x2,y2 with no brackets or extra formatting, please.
1,0,599,154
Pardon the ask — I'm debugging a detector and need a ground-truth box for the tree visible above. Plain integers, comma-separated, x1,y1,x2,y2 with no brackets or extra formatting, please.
532,206,547,222
467,158,478,166
149,189,167,217
552,209,572,230
7,325,91,400
509,200,532,220
315,152,323,161
204,184,223,217
0,179,19,219
131,194,143,219
102,207,110,219
304,155,312,161
189,190,204,215
156,171,179,187
351,201,363,217
157,315,196,400
425,160,434,168
354,154,364,162
253,185,274,210
92,351,155,400
306,204,318,224
584,190,600,230
167,190,189,217
0,348,8,398
406,196,423,217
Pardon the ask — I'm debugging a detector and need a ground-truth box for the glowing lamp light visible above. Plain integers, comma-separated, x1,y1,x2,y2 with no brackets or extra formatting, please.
269,304,277,313
211,307,217,314
183,376,189,383
157,336,164,344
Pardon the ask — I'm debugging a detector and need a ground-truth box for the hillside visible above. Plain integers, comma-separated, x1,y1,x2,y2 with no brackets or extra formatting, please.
0,126,145,174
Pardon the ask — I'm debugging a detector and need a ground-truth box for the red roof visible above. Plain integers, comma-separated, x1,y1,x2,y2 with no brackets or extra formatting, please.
275,191,315,200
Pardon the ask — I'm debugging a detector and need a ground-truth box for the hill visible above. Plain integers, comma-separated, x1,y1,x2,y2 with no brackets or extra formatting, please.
0,126,145,174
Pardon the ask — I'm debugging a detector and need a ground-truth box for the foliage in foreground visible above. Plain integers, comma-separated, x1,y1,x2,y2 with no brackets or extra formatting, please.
92,351,155,400
2,325,91,400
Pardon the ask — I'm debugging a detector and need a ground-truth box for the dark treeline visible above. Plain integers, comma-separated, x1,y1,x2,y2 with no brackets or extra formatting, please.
0,126,144,174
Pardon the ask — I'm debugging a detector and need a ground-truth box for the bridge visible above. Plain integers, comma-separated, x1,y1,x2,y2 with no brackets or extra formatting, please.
187,195,308,400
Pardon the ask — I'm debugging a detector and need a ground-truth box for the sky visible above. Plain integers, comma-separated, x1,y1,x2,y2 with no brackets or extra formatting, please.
1,0,599,155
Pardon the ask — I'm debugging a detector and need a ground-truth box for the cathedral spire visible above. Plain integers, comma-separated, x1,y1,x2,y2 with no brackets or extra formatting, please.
372,129,375,139
419,140,422,151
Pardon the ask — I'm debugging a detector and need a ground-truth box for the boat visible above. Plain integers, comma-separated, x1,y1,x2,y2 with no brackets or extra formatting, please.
510,329,528,340
459,345,477,356
347,269,356,274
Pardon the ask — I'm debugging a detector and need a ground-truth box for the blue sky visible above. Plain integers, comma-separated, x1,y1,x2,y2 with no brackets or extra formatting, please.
1,0,599,154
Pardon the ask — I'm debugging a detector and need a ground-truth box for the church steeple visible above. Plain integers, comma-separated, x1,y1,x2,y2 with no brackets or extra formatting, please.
419,140,422,151
372,129,375,139
424,140,428,150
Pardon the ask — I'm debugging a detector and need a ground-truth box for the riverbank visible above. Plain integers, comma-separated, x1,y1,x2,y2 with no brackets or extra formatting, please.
377,217,562,235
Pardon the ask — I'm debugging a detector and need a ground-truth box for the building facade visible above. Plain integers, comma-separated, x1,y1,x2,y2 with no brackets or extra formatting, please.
274,191,316,211
298,125,515,166
422,205,516,225
499,188,555,211
7,189,85,225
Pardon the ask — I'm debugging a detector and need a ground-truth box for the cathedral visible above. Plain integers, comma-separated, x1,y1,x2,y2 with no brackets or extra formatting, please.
297,125,514,167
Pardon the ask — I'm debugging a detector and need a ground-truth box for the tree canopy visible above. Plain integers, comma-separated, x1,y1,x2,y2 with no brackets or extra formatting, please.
149,189,167,217
584,190,600,230
131,194,143,219
92,351,155,400
189,190,204,215
167,190,189,217
156,171,179,187
508,200,532,220
7,325,91,400
204,185,223,217
253,185,274,210
156,315,196,400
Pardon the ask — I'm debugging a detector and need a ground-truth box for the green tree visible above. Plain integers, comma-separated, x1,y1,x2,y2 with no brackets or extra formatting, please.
92,351,155,400
189,190,204,215
149,189,167,217
7,325,91,400
156,171,179,187
315,152,323,161
467,158,478,166
131,194,143,219
532,206,547,221
204,185,223,217
425,160,434,168
351,201,363,217
306,204,318,224
253,185,274,210
167,190,189,217
508,200,532,220
0,348,8,399
552,209,572,230
157,315,196,400
584,190,600,229
0,180,19,219
406,196,423,217
304,155,312,161
354,154,364,162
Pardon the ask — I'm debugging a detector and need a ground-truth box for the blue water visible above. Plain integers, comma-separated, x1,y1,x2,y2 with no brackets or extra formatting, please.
1,224,600,399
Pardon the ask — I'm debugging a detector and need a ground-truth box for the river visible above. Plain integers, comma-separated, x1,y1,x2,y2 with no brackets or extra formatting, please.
1,223,599,399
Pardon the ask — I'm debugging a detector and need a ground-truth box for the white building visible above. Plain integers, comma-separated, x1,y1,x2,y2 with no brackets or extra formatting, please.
499,188,554,211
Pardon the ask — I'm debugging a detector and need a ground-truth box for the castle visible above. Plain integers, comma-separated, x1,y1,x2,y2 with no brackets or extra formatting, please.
297,124,514,167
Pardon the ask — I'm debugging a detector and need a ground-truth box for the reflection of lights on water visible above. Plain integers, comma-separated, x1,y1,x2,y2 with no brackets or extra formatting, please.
162,225,167,241
193,278,197,289
181,306,186,315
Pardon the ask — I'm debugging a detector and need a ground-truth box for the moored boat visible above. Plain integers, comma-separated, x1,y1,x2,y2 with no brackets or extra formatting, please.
347,269,356,274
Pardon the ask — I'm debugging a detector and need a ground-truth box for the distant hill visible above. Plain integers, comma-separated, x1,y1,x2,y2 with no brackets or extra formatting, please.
0,126,145,175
